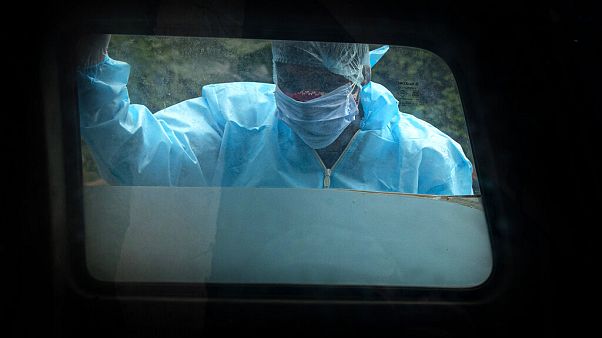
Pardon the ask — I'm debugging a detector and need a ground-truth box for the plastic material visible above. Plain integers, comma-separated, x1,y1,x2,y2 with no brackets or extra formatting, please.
369,45,390,67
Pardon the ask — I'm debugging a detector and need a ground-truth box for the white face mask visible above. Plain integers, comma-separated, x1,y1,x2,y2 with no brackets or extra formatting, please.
275,83,359,149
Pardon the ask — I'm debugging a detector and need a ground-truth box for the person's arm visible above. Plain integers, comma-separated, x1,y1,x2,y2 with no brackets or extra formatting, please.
392,110,473,196
76,35,211,186
417,137,474,196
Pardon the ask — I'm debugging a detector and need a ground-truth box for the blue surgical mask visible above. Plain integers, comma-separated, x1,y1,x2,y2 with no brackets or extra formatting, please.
275,83,359,149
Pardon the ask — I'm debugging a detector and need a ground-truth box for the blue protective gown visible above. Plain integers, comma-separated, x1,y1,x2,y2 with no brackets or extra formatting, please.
77,56,473,195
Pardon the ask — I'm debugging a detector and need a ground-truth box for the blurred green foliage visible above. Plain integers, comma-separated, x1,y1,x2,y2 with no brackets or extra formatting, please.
109,35,273,112
82,35,479,193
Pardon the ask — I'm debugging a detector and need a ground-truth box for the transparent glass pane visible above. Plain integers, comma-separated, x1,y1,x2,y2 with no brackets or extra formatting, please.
84,186,492,287
80,35,480,195
369,46,480,194
78,36,491,287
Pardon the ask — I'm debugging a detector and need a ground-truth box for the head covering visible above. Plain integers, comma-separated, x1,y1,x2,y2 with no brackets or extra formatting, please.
272,40,370,87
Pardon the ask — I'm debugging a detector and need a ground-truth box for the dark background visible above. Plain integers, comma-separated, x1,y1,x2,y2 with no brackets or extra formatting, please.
6,0,600,336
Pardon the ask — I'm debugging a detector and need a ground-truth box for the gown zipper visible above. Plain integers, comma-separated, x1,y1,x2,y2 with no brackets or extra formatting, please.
313,131,360,189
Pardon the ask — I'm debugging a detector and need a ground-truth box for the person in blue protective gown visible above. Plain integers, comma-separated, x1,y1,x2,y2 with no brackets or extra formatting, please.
77,36,474,195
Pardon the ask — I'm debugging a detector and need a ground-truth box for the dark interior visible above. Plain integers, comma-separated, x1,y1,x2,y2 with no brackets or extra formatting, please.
8,0,599,336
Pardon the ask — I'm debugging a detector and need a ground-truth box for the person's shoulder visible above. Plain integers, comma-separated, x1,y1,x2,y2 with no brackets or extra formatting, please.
392,113,467,157
201,82,277,128
395,113,449,140
361,81,469,164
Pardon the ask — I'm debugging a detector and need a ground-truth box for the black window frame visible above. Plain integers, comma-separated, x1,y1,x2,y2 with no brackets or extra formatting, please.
44,1,509,306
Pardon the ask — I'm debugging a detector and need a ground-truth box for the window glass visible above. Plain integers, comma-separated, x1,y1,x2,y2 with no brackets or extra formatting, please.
81,35,480,195
79,35,491,288
369,46,480,194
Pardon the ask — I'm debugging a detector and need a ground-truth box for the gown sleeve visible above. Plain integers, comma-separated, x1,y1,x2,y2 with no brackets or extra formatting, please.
77,56,220,186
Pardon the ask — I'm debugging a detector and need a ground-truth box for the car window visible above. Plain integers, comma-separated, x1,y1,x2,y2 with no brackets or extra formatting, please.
81,35,480,195
79,35,491,288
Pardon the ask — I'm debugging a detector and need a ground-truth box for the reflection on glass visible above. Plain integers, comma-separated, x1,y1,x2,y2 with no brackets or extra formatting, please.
85,186,491,287
78,36,491,288
79,36,479,195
